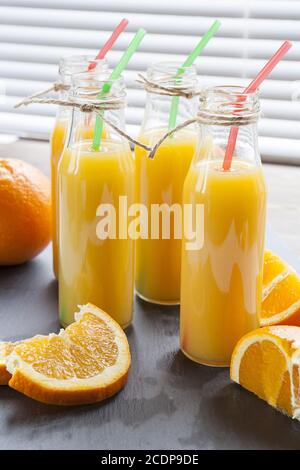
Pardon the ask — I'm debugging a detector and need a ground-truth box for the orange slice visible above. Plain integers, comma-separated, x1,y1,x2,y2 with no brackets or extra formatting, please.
261,251,300,326
4,303,131,405
230,326,300,420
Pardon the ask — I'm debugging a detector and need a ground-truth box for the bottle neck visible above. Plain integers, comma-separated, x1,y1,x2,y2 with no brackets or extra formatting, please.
66,75,127,151
140,61,198,135
193,85,261,167
141,92,198,134
195,121,260,167
58,55,108,85
56,56,108,116
67,105,126,146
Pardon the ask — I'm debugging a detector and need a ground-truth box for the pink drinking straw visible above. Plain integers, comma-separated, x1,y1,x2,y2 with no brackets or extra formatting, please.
85,19,128,126
88,18,129,70
222,40,292,171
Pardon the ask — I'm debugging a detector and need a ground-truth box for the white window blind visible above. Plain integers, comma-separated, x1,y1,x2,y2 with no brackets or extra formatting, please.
0,0,299,163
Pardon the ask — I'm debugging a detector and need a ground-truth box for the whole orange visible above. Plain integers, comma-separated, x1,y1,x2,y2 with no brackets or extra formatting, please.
0,158,51,265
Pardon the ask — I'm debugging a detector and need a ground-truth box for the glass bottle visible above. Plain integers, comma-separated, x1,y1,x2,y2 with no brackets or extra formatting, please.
50,55,108,278
135,62,199,305
58,73,134,328
180,86,267,366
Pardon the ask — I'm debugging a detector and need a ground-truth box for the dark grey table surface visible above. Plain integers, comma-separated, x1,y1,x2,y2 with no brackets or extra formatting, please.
0,141,300,450
0,226,300,450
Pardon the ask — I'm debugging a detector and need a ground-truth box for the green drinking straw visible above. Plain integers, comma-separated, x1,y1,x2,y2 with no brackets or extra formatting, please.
168,20,221,130
92,28,147,151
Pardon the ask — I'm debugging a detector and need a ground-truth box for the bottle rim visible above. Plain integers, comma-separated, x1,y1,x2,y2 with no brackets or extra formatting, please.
70,72,126,104
199,85,260,120
58,55,108,78
147,61,198,90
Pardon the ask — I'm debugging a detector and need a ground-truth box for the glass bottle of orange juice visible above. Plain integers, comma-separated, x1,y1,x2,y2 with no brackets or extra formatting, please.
58,73,134,328
50,55,108,278
180,86,267,367
135,62,198,304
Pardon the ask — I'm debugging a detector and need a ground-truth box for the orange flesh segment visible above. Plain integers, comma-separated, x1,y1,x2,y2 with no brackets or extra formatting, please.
239,341,265,399
12,313,118,381
239,340,289,407
2,342,16,357
0,341,24,385
1,341,25,358
261,340,288,405
231,326,300,419
277,370,293,416
66,313,118,369
261,273,300,320
263,250,288,288
16,336,76,380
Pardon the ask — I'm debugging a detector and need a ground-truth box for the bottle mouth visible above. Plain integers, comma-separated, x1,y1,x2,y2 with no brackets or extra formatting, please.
147,61,198,90
200,85,260,118
58,55,108,78
70,72,126,105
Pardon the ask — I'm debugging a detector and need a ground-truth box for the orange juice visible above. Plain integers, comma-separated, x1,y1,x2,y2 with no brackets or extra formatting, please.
135,129,197,304
58,139,134,328
180,159,267,366
50,119,102,278
50,55,108,278
50,118,68,278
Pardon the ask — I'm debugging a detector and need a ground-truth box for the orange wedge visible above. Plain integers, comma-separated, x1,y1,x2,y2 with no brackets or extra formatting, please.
261,250,300,327
4,303,131,405
230,326,300,420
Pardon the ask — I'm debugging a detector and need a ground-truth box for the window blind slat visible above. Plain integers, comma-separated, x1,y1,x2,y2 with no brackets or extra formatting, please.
0,1,298,20
0,7,299,40
0,60,56,81
259,118,300,140
0,111,52,136
0,25,300,60
4,78,52,96
1,96,55,116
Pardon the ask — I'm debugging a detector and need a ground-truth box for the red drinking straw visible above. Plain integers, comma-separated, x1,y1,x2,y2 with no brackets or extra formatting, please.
222,40,292,171
88,18,129,70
